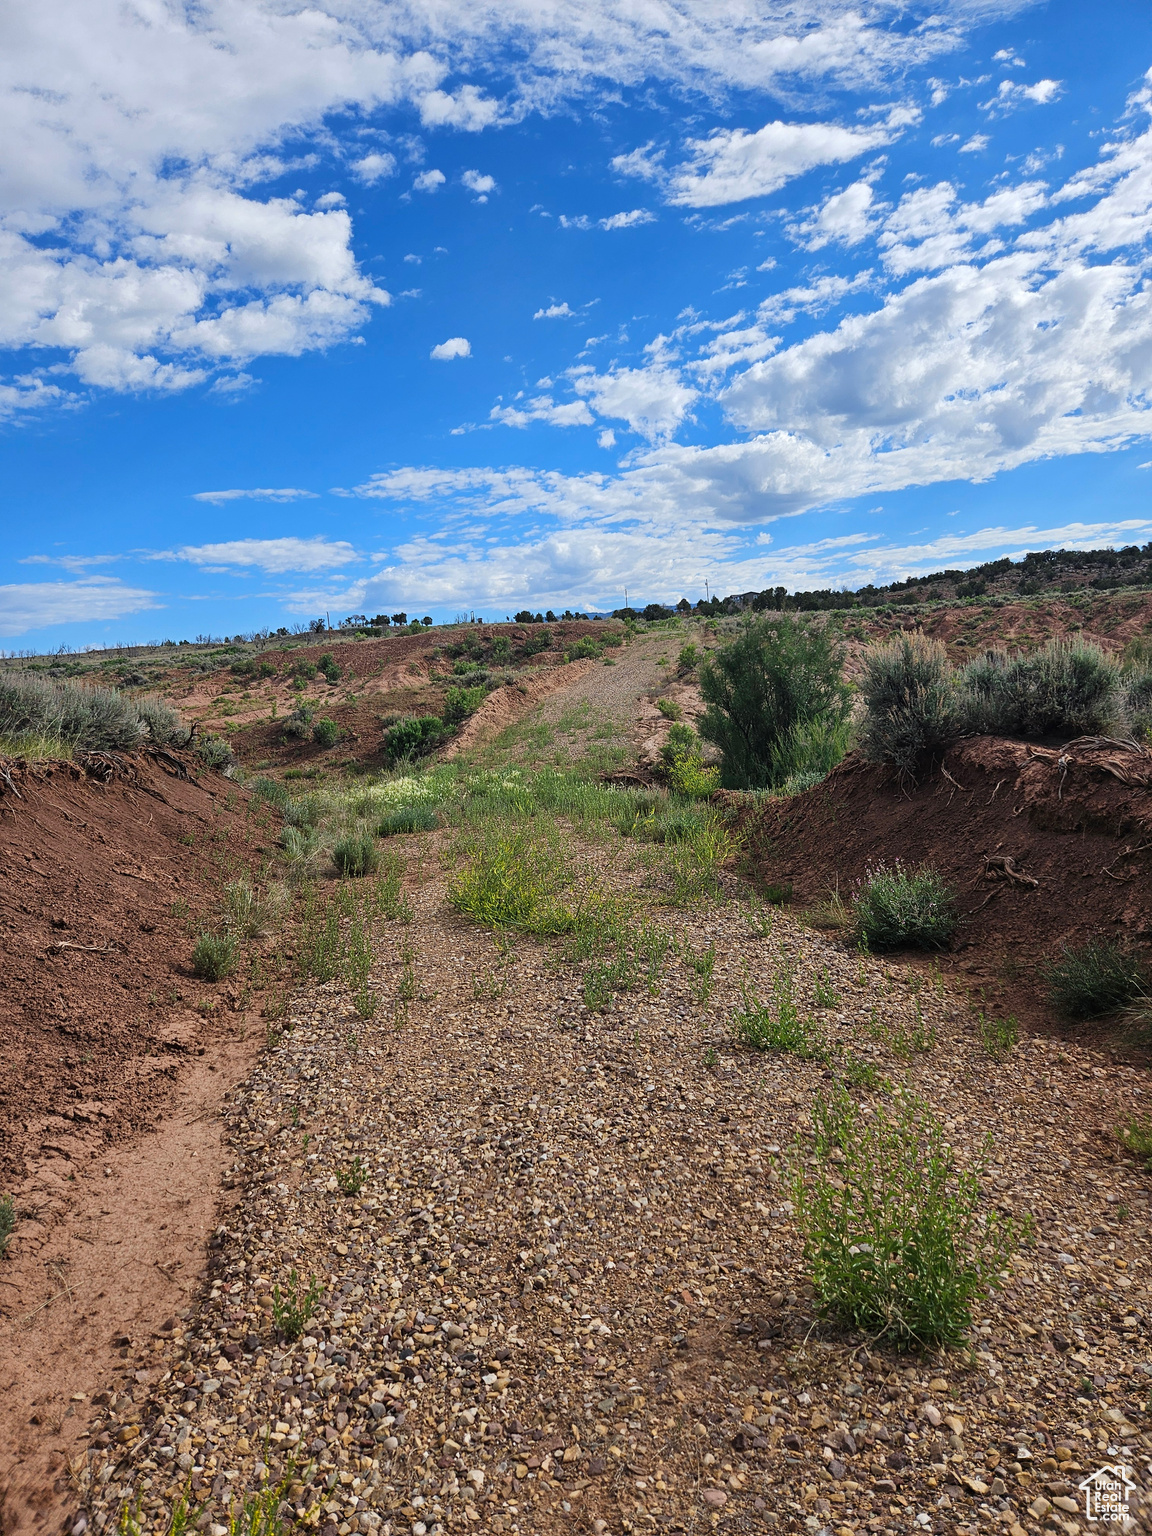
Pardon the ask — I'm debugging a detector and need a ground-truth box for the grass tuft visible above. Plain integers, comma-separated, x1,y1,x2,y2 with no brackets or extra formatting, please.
1041,939,1147,1018
733,967,824,1057
0,1193,15,1258
272,1268,322,1341
333,833,379,877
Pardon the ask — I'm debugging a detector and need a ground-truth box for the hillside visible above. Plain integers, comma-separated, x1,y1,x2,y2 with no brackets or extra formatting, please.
2,615,1151,1536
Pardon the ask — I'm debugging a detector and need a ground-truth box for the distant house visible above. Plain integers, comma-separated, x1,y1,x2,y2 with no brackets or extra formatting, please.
1078,1463,1136,1522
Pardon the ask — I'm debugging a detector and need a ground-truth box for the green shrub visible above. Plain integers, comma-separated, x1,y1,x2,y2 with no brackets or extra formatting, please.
195,733,237,774
769,713,854,789
292,659,317,681
523,631,552,657
318,652,341,683
272,1269,322,1341
0,673,154,755
858,634,958,780
794,1089,1026,1348
698,615,851,790
250,775,290,811
565,637,603,662
961,638,1124,738
282,704,314,739
281,823,320,863
383,714,450,763
1119,1116,1152,1171
853,862,956,951
0,1193,15,1258
191,932,238,981
658,722,720,798
656,697,682,720
333,833,379,877
677,643,699,673
1041,939,1146,1017
444,684,487,724
312,717,339,747
135,694,185,745
377,805,438,835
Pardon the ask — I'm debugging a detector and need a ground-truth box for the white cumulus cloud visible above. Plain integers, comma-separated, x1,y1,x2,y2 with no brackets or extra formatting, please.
627,113,909,209
430,336,471,359
413,169,447,192
352,153,398,185
534,302,575,319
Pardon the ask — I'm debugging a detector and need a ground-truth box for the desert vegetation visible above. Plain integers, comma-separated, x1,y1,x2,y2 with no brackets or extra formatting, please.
5,592,1152,1536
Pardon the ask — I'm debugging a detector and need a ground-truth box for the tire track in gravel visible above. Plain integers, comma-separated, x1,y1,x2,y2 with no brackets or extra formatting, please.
75,853,1152,1535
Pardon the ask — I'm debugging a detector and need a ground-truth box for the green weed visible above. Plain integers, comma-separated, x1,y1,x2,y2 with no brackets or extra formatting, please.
272,1269,322,1341
681,940,717,1002
813,969,839,1009
733,967,824,1058
333,833,379,878
336,1157,369,1196
1118,1116,1152,1171
794,1089,1028,1348
976,1011,1019,1054
0,1194,16,1258
1041,939,1147,1018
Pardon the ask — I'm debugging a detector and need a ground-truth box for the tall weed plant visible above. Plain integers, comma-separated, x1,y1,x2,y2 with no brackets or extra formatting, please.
794,1088,1026,1348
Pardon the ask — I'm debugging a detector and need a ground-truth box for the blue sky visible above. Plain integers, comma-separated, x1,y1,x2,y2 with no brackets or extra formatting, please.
3,0,1152,647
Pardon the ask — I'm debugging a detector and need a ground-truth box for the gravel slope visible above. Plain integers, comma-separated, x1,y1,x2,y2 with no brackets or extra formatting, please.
75,838,1152,1536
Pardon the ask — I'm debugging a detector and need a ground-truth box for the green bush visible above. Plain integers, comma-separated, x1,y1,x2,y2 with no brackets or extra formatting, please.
656,697,681,720
444,684,487,724
769,712,854,789
283,703,314,739
1119,1116,1152,1171
333,833,379,877
698,615,851,790
377,805,438,835
318,652,341,683
858,634,958,780
383,714,450,763
312,717,339,747
961,639,1124,738
677,643,699,673
564,637,603,662
853,862,956,951
1041,939,1146,1017
794,1089,1026,1348
191,932,238,981
657,722,720,798
0,672,171,755
195,733,236,774
135,693,185,745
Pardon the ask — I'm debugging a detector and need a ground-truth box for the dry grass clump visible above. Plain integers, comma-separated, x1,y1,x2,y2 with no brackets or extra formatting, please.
0,673,186,757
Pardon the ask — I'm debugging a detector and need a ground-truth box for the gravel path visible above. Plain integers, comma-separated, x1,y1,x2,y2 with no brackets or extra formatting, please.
75,836,1152,1536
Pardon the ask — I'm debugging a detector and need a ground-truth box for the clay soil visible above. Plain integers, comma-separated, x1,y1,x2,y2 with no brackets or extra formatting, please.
745,737,1152,1042
0,752,279,1533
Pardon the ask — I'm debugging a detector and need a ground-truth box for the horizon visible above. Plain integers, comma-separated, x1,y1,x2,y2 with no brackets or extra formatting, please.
3,1,1152,648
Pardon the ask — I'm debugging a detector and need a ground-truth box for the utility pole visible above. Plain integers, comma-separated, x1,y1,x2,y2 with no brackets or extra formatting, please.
625,587,628,611
705,579,709,602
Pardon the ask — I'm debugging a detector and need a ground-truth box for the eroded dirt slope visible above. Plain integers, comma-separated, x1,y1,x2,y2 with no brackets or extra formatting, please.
746,737,1152,1038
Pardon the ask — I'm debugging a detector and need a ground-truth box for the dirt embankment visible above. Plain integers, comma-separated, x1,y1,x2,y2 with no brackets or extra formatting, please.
746,736,1152,1036
0,753,275,1533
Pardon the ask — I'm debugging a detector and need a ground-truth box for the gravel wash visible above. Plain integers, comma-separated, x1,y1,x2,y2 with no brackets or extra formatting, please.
77,859,1152,1536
